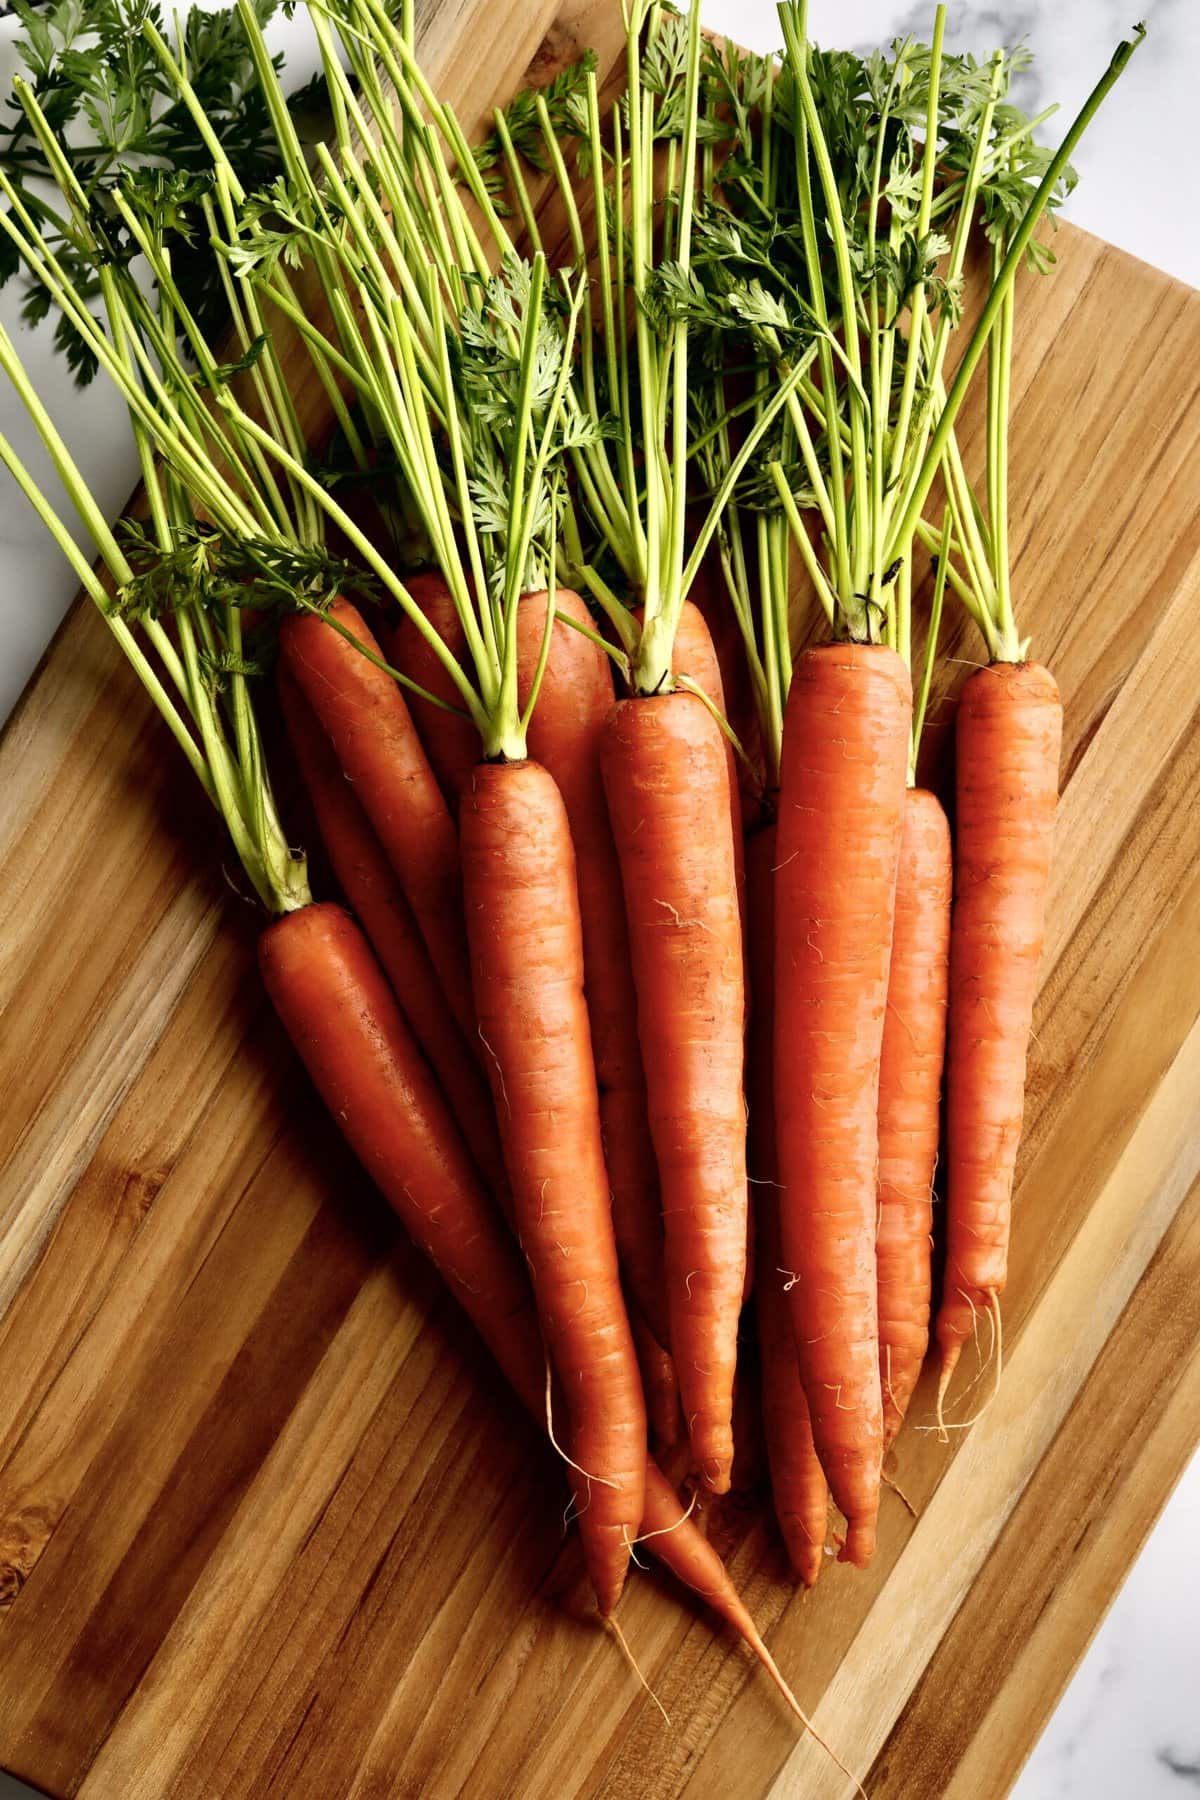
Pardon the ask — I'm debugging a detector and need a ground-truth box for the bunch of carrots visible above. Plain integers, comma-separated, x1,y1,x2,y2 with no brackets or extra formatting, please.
0,0,1140,1751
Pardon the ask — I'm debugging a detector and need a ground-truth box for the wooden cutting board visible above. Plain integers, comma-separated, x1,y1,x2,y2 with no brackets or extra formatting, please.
2,4,1199,1795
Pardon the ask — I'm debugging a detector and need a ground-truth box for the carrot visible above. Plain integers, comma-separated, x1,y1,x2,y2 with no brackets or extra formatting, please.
758,1220,827,1585
256,903,776,1671
633,1313,682,1451
259,903,537,1370
671,600,745,838
640,600,747,959
639,1460,855,1770
746,824,828,1585
277,668,507,1202
601,690,747,1494
774,644,911,1567
665,601,754,1303
678,552,765,816
395,581,670,1348
937,662,1062,1398
516,591,669,1351
279,598,476,1047
460,758,646,1615
876,787,952,1444
388,575,479,815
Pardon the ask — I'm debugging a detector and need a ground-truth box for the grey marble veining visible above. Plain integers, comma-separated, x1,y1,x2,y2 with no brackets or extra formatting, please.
0,5,1196,1797
1006,1449,1200,1797
717,0,1200,287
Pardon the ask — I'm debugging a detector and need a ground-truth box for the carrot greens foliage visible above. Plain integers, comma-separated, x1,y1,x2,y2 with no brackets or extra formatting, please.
0,0,329,381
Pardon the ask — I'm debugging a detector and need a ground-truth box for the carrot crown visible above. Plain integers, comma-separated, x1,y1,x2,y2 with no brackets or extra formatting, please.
483,3,811,699
741,2,1007,655
2,0,597,766
220,0,602,761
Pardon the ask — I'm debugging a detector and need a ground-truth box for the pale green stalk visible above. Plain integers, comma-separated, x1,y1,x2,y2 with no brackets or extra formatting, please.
885,24,1145,619
0,317,308,913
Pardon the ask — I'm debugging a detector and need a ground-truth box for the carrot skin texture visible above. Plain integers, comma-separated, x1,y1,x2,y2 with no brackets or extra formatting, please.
774,644,912,1567
602,691,748,1494
397,583,669,1347
938,662,1062,1379
279,598,475,1045
747,824,828,1585
684,549,766,814
637,602,748,980
517,591,669,1350
877,788,951,1444
669,603,753,1303
259,904,763,1650
460,759,645,1614
388,575,479,816
277,670,507,1202
669,601,747,911
633,1312,683,1450
259,903,535,1367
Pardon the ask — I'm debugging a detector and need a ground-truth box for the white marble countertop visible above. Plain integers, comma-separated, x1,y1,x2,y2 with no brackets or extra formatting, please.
0,4,1196,1797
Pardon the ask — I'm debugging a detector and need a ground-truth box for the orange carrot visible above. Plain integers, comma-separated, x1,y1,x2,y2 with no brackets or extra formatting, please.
602,690,747,1494
640,600,747,959
460,758,645,1614
668,602,754,1303
758,1229,827,1585
516,590,669,1351
633,1313,682,1451
388,575,479,815
396,581,669,1348
684,547,766,815
747,824,828,1585
392,576,658,1605
671,599,746,843
877,787,951,1444
257,902,777,1668
277,668,507,1201
937,662,1062,1397
279,598,475,1046
638,1461,848,1760
774,644,911,1566
259,903,536,1370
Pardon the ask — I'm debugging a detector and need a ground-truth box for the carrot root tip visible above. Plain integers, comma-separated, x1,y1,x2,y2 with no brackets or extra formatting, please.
935,1340,963,1442
837,1518,877,1569
745,1626,867,1798
606,1615,671,1726
700,1456,733,1495
795,1550,823,1589
881,1469,920,1520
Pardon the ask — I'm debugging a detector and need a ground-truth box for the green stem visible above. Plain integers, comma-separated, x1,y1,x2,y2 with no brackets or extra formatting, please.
910,509,952,781
886,25,1145,590
0,414,208,795
888,6,946,487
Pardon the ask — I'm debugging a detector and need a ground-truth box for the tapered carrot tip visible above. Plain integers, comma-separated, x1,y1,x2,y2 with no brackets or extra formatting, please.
741,1624,868,1798
583,1529,632,1620
689,1406,735,1495
700,1454,733,1496
837,1517,877,1569
594,1582,621,1621
794,1543,824,1589
935,1336,964,1442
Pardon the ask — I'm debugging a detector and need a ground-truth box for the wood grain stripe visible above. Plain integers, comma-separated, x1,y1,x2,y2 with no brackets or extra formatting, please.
872,1170,1200,1800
